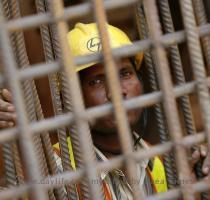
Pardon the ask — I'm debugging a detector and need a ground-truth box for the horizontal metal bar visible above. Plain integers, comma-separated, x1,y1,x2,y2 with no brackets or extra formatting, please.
12,24,210,81
0,130,206,200
1,176,209,200
4,1,210,39
18,61,60,80
29,132,207,189
0,77,209,144
0,23,208,86
0,0,209,199
0,168,83,200
97,132,205,180
148,178,210,200
43,22,207,63
40,170,84,191
0,130,205,199
5,0,138,32
0,185,29,200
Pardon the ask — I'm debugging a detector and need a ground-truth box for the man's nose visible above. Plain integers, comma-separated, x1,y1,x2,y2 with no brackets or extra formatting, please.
106,82,127,101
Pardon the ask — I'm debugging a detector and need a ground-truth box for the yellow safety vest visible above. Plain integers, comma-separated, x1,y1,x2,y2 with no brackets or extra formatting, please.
147,157,168,193
53,137,168,194
53,137,76,170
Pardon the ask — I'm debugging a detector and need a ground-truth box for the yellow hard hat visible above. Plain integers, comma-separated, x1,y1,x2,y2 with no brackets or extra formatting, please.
67,23,143,72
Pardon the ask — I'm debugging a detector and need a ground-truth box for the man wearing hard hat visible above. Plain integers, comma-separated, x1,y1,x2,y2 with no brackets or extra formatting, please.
54,23,210,198
1,23,210,199
53,23,167,198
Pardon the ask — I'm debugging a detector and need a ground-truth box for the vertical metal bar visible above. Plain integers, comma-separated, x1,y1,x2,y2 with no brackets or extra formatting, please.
12,143,24,184
192,0,210,74
92,0,146,199
7,0,50,181
0,2,48,200
50,0,104,199
46,1,88,199
159,1,208,198
45,0,93,198
179,4,210,197
47,14,85,185
2,143,17,186
1,0,18,189
6,1,56,199
159,0,196,139
135,3,178,189
179,0,210,159
32,84,68,200
143,0,195,199
35,1,73,199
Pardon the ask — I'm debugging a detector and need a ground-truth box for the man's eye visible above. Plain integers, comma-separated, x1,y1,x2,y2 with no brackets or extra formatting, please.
121,70,133,78
89,78,104,86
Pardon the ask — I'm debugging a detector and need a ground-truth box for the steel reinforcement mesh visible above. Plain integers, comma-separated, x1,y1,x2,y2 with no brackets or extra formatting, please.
0,0,210,199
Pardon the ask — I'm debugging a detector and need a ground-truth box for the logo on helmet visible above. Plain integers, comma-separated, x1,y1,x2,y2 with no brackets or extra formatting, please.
87,37,101,52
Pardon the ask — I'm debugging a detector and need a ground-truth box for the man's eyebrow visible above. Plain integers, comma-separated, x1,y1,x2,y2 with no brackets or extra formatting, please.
86,73,105,80
120,65,133,71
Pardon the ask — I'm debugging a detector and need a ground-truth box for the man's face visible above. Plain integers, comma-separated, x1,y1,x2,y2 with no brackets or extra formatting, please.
80,58,142,133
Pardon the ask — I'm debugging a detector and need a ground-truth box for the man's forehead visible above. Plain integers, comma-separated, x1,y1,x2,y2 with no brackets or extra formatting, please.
79,63,104,78
79,57,133,77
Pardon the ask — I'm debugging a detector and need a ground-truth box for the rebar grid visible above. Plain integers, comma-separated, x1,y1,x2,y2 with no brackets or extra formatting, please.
179,0,210,156
50,0,104,200
3,2,54,199
5,1,63,199
0,130,209,200
0,76,210,145
0,22,210,86
143,0,195,199
0,2,48,200
0,0,209,199
192,0,210,73
1,0,23,190
43,0,93,198
35,0,76,199
4,0,141,32
159,1,209,198
135,2,178,190
93,0,145,199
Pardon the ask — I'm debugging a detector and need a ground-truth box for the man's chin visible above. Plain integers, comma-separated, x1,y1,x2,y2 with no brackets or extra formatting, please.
89,116,118,134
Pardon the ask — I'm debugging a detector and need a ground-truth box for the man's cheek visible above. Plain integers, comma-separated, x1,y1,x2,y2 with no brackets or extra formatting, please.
85,91,107,107
127,86,141,98
133,80,142,96
125,78,142,97
94,91,107,104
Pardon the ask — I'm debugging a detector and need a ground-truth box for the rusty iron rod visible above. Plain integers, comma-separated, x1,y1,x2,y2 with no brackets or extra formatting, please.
7,1,57,199
0,75,210,143
135,3,178,189
192,0,210,74
143,0,195,199
92,0,147,198
1,0,19,190
35,0,75,199
0,2,48,199
5,0,140,32
179,0,210,169
50,0,105,199
0,23,210,85
0,130,209,200
45,0,90,197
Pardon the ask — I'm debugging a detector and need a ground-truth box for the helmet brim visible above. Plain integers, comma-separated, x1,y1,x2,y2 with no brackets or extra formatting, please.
76,52,143,72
